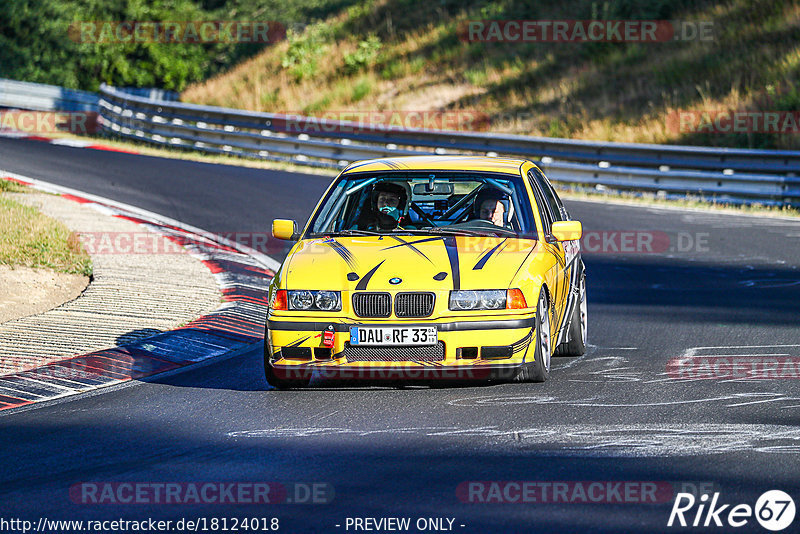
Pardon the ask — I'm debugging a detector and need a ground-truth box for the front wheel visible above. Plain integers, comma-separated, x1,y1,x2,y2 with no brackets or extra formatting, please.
516,289,551,383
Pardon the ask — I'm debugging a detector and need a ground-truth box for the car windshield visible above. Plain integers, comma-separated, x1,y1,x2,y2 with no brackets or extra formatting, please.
305,172,535,238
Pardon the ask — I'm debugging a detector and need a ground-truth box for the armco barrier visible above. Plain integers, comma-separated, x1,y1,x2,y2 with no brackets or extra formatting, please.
3,78,798,207
97,84,800,207
0,79,176,114
0,79,99,113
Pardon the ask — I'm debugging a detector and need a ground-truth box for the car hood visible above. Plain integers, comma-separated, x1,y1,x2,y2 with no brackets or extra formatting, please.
282,235,541,291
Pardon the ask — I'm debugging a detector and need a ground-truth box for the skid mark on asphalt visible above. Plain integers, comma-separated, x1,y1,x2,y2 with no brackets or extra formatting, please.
557,346,649,383
557,343,800,389
551,344,635,372
227,346,800,456
446,392,800,409
227,424,800,456
664,344,800,383
455,344,800,411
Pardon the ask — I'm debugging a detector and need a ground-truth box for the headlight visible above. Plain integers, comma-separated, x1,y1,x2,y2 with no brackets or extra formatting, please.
289,290,314,310
449,289,507,311
287,290,341,311
315,290,340,311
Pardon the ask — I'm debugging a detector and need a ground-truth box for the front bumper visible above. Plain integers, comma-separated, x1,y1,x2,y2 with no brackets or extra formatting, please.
265,314,536,380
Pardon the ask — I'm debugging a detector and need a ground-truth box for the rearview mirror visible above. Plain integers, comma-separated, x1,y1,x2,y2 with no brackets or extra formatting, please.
551,220,582,242
272,219,298,240
412,182,454,196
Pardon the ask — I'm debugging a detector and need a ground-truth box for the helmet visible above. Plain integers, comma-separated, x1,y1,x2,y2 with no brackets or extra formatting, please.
356,181,411,231
371,181,409,212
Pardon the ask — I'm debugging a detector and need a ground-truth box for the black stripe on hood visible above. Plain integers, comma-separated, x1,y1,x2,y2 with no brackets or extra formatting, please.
355,260,386,291
443,236,461,290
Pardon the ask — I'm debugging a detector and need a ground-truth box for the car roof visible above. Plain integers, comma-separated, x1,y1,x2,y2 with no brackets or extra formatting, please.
341,155,532,176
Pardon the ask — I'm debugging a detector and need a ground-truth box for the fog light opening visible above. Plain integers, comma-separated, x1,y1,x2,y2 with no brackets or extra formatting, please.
458,347,478,359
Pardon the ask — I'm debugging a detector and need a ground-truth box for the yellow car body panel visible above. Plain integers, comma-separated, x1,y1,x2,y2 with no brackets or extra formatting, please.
265,155,584,382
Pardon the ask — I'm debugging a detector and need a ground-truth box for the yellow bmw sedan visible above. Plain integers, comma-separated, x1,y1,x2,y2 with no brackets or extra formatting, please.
264,156,586,388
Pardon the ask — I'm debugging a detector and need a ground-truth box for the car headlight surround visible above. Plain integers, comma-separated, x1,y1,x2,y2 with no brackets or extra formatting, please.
287,290,341,311
449,289,507,311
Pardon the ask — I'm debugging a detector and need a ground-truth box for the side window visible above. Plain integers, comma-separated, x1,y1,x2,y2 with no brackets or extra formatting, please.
531,169,563,223
553,191,570,221
542,174,570,221
527,171,554,236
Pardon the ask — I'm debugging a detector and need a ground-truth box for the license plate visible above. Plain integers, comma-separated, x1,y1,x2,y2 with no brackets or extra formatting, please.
350,326,437,346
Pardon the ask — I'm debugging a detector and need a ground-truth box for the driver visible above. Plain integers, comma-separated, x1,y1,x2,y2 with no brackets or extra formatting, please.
357,182,410,231
473,189,510,227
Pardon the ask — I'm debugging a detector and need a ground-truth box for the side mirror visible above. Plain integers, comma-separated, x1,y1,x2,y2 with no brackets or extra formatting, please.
272,219,298,240
551,220,582,242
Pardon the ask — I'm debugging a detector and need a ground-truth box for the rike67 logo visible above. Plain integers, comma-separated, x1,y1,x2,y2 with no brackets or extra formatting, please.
668,490,795,531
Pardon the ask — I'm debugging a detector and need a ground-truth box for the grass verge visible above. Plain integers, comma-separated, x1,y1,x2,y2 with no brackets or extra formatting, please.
0,185,92,276
0,180,27,193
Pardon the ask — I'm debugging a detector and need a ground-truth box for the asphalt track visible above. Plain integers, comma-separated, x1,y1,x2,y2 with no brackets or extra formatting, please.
1,137,800,533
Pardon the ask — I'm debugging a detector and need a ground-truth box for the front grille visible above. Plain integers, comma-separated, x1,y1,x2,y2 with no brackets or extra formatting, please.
352,292,391,318
395,292,435,318
344,342,445,362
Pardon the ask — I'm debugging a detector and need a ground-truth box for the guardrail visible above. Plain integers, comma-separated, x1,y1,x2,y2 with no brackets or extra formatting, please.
0,79,178,113
0,79,99,112
98,84,800,207
2,78,796,207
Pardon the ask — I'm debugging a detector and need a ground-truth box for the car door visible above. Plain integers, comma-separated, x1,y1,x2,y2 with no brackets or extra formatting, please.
538,171,584,340
526,170,567,331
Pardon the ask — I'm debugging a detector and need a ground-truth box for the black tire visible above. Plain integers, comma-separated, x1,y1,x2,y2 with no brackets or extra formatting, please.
555,275,587,357
515,289,551,383
263,348,311,389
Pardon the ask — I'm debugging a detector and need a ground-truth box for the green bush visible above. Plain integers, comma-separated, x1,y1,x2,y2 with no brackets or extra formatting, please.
281,26,329,82
350,78,371,102
343,34,381,74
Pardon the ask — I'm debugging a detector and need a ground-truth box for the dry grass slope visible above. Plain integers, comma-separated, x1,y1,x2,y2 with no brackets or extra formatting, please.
183,0,800,149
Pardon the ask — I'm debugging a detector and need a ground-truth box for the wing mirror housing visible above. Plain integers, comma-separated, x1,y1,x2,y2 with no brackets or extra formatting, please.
551,220,582,242
272,219,298,241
